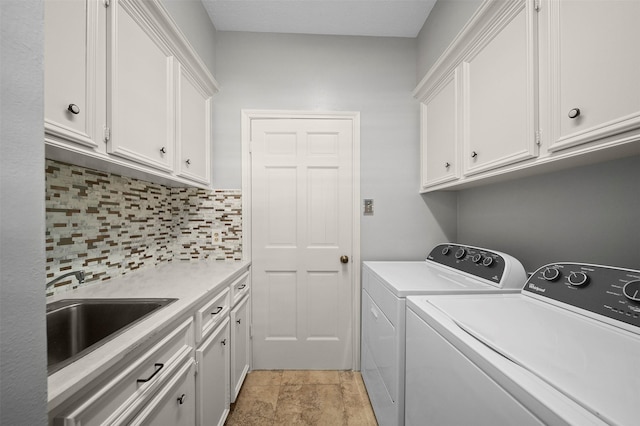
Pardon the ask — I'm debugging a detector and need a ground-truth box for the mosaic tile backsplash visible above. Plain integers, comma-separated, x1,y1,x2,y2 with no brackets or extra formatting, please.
45,160,242,296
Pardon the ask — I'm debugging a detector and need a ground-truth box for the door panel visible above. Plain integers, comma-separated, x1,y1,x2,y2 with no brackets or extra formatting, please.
251,118,354,369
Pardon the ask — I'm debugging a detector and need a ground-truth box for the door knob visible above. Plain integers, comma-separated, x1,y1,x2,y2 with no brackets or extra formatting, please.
340,255,349,264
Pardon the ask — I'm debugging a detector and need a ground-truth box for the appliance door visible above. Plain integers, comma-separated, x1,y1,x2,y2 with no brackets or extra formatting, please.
405,307,543,426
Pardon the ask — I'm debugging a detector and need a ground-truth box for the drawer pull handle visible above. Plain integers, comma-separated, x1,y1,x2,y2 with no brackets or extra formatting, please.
177,393,187,405
137,363,164,383
211,306,223,315
238,284,246,290
221,338,227,346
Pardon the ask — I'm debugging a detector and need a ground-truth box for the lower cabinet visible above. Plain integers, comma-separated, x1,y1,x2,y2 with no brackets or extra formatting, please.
52,318,196,425
230,295,251,403
129,358,197,425
195,317,230,426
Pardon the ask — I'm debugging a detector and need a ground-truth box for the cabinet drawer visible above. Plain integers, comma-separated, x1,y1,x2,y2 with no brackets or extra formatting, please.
195,287,230,344
129,358,196,425
55,318,194,426
230,271,250,307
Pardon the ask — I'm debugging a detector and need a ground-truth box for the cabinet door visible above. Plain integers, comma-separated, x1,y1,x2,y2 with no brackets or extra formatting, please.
45,0,105,150
230,295,250,403
463,0,538,176
129,359,197,426
544,0,640,152
196,318,230,426
176,64,212,185
420,70,460,189
107,0,175,172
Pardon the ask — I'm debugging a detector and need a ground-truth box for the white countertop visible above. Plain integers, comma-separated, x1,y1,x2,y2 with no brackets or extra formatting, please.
47,260,250,411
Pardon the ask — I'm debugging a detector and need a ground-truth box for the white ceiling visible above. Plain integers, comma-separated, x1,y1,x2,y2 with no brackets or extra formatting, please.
201,0,438,38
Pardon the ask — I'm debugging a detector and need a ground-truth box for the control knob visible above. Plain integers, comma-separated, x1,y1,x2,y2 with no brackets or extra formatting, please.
455,248,466,259
482,256,494,267
542,268,561,282
441,246,451,256
623,280,640,302
567,271,589,287
472,254,483,263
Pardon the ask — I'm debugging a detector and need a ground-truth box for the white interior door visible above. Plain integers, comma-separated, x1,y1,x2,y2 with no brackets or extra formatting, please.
250,117,354,370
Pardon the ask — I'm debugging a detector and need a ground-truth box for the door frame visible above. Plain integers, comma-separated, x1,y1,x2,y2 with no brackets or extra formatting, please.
241,109,361,370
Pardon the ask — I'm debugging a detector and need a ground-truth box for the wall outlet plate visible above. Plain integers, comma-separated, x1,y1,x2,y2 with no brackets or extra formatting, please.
211,228,224,245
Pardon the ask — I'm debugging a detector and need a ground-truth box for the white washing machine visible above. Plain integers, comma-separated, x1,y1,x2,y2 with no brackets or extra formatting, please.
361,243,526,426
405,262,640,426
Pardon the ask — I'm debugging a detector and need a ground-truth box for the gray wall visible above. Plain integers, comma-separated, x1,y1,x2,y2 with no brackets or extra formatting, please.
213,32,456,260
458,156,640,272
417,0,483,78
160,0,218,76
0,0,47,424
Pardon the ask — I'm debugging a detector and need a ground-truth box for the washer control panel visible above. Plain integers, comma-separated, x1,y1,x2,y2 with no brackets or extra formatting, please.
524,263,640,329
427,243,507,285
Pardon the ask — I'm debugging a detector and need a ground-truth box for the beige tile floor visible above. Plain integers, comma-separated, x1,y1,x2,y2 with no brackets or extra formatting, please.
225,370,378,425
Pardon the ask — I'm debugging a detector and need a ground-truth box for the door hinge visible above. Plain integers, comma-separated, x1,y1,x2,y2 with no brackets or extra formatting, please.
103,0,110,7
534,0,541,12
103,126,111,142
194,360,199,376
535,130,542,146
249,324,253,339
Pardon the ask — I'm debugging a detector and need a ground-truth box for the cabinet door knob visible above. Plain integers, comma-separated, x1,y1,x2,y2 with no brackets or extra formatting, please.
445,162,450,169
221,338,227,346
236,318,241,325
340,255,349,264
160,147,166,154
568,108,581,119
471,151,478,159
67,104,80,115
185,159,191,165
177,394,186,405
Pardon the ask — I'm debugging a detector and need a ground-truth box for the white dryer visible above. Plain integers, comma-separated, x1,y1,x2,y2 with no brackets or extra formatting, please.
361,243,526,426
405,262,640,426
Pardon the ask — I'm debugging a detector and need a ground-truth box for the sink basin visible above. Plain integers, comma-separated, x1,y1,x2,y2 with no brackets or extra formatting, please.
47,298,177,374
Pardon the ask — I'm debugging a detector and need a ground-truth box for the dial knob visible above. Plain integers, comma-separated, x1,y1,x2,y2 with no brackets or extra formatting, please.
441,246,451,256
623,280,640,302
472,254,483,263
455,248,466,259
542,268,561,281
567,271,589,286
482,256,494,267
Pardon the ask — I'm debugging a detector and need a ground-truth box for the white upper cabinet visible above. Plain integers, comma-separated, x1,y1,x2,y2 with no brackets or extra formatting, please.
462,0,538,175
107,0,175,172
44,0,105,151
541,0,640,152
176,64,213,185
45,0,219,188
420,70,460,190
415,0,640,192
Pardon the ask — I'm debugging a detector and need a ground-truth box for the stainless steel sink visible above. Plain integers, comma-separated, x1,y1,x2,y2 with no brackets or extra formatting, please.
47,298,177,374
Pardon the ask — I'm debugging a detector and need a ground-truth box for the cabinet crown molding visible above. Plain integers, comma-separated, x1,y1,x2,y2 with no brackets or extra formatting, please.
414,0,527,101
124,0,219,95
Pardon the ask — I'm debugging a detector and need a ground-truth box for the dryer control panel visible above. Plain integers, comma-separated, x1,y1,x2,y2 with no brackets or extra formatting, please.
524,263,640,329
427,244,508,285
